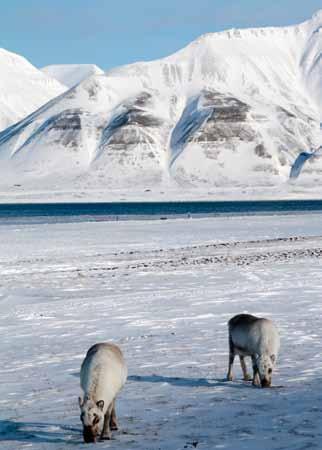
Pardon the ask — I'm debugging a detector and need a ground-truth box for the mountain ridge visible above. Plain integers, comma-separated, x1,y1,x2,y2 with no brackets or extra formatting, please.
0,11,321,194
0,48,66,132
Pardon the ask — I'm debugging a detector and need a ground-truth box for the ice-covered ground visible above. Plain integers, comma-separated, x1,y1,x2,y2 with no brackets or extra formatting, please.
1,215,322,449
2,183,322,204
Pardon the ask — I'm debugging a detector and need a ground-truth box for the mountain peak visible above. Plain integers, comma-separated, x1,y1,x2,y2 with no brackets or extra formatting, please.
42,64,104,89
0,48,66,132
312,9,322,21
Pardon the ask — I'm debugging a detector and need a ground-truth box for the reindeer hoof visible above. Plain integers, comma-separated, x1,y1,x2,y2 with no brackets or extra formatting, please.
101,434,112,441
111,424,118,431
243,374,252,381
226,375,233,381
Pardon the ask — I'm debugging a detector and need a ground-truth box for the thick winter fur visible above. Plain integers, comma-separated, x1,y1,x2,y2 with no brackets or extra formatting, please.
79,343,127,443
226,314,280,388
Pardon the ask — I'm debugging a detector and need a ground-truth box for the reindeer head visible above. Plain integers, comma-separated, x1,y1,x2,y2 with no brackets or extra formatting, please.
79,396,105,443
256,354,276,388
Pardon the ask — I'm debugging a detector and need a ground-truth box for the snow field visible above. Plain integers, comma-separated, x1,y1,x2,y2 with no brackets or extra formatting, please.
0,215,322,449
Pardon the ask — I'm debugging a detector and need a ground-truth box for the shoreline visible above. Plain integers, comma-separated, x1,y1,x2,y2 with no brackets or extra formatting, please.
1,199,322,225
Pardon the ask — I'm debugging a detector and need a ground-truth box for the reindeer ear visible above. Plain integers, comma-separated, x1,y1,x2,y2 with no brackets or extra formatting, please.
270,354,276,363
78,396,83,407
96,400,104,411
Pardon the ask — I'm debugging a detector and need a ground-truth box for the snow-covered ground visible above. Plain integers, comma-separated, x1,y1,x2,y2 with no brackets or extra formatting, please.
1,214,322,449
2,183,322,204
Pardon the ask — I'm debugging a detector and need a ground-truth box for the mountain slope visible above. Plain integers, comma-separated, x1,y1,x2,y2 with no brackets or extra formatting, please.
42,64,104,88
0,11,321,192
0,49,66,132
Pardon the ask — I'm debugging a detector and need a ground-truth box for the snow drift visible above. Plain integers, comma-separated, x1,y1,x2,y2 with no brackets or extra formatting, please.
0,11,322,191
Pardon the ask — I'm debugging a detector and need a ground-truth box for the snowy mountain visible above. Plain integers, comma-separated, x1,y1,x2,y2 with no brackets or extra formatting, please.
0,11,321,193
0,48,66,132
42,64,104,89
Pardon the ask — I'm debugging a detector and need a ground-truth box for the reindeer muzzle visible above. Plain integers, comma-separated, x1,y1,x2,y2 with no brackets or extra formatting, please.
261,378,271,388
83,426,96,443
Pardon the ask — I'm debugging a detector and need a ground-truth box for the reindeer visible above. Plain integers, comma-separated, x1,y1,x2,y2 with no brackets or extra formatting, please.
79,343,127,443
226,314,280,388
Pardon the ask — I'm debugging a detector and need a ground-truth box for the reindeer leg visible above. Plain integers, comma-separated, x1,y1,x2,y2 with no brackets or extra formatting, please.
101,407,112,440
110,400,118,431
226,335,235,381
251,355,260,386
239,356,251,381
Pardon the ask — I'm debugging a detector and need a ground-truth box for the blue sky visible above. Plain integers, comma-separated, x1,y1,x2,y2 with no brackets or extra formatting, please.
0,0,321,70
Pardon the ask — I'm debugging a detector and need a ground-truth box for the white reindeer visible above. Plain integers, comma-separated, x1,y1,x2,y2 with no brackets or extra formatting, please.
226,314,280,387
79,342,127,443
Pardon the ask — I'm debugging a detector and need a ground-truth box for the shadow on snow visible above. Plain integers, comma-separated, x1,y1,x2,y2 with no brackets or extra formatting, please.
0,420,80,444
72,371,261,389
128,374,255,388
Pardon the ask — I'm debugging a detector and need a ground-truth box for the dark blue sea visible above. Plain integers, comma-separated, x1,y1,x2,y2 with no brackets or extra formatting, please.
0,200,322,225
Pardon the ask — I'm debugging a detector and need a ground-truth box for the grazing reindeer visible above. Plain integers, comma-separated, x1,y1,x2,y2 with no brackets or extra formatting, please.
226,314,280,388
79,343,127,443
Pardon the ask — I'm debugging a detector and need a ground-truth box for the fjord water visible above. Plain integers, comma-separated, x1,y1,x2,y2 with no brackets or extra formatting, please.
1,200,322,224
